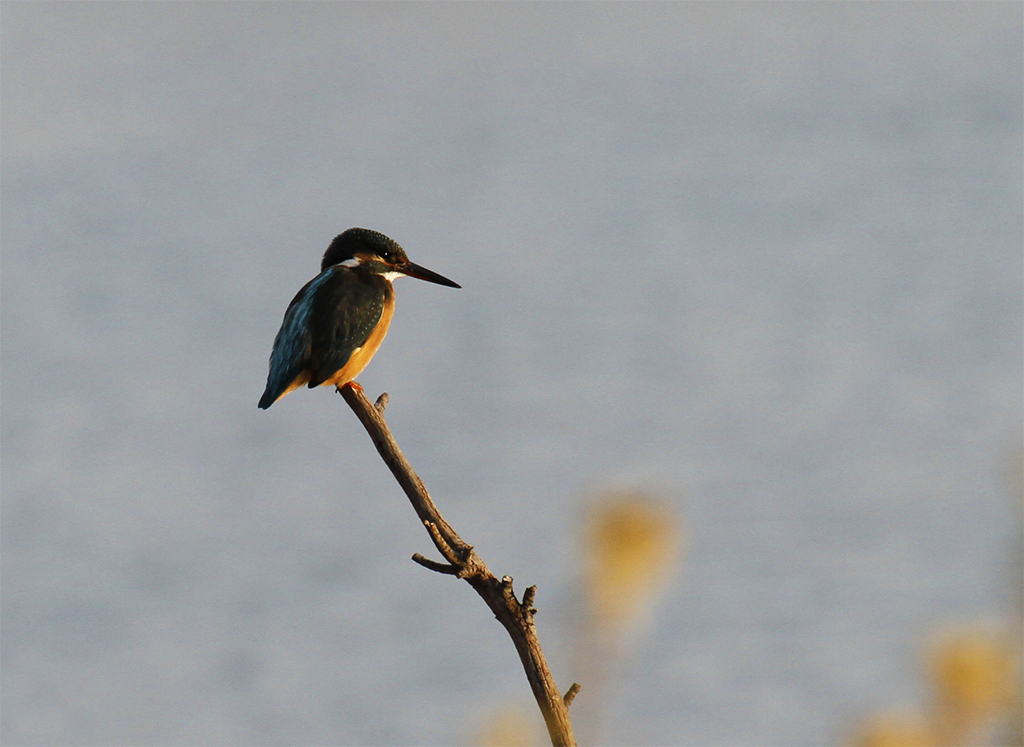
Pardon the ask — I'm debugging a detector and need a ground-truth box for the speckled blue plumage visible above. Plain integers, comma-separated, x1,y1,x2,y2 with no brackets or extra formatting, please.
257,266,386,409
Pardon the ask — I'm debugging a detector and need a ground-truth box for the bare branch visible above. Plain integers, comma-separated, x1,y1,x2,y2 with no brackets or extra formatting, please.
338,385,466,554
337,384,577,747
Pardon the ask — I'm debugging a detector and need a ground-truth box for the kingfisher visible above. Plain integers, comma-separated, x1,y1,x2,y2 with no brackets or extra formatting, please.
258,227,460,409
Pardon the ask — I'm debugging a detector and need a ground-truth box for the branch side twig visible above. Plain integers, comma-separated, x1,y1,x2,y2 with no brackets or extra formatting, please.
522,585,537,613
338,384,577,747
563,682,582,706
411,553,460,575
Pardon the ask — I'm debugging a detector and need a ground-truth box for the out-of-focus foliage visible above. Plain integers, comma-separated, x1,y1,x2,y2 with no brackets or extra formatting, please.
570,490,685,743
927,625,1018,746
474,705,540,747
850,446,1024,747
851,711,934,747
582,491,684,635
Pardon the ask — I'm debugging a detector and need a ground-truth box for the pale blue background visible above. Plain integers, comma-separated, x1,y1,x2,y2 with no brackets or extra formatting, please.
2,4,1021,745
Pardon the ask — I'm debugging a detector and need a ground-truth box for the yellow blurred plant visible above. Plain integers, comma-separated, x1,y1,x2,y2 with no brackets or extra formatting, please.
927,625,1018,746
570,490,685,743
849,624,1019,747
851,447,1023,747
851,711,935,747
582,491,684,634
474,705,540,747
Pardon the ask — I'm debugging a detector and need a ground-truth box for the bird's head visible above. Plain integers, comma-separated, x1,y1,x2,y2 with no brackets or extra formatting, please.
321,228,460,288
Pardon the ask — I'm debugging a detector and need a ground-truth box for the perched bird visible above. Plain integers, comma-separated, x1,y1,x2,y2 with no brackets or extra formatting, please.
258,227,460,409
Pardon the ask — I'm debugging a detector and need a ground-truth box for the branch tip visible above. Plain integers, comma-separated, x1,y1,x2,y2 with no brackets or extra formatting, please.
374,392,389,413
563,682,582,706
522,585,537,610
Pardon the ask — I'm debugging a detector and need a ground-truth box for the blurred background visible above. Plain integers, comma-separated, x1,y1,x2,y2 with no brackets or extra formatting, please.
2,4,1021,745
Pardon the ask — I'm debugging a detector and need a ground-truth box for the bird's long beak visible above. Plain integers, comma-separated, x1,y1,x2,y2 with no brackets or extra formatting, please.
400,262,461,289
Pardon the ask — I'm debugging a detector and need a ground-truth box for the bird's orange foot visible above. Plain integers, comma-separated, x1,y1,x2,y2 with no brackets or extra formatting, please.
343,381,364,394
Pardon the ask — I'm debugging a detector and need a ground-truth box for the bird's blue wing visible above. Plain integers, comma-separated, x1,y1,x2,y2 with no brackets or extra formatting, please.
258,271,333,409
307,271,386,387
